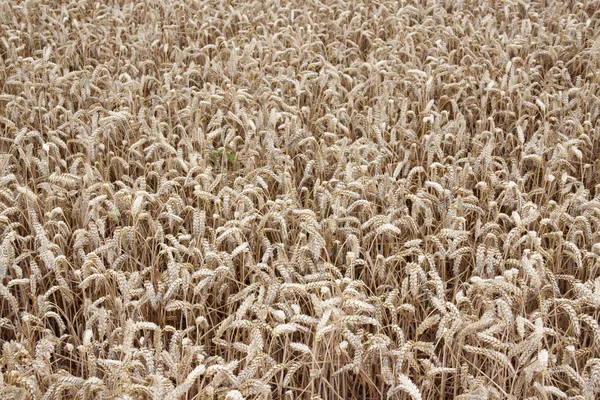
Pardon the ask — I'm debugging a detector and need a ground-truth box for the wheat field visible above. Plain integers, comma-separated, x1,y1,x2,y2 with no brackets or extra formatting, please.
1,0,600,399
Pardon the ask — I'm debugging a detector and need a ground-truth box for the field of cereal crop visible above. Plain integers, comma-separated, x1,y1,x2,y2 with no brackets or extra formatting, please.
1,1,600,399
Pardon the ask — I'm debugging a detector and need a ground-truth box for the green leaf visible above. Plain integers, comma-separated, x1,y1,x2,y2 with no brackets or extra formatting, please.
225,151,236,164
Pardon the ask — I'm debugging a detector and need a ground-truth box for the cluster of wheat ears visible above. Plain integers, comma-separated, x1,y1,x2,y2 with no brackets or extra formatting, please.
1,0,600,399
